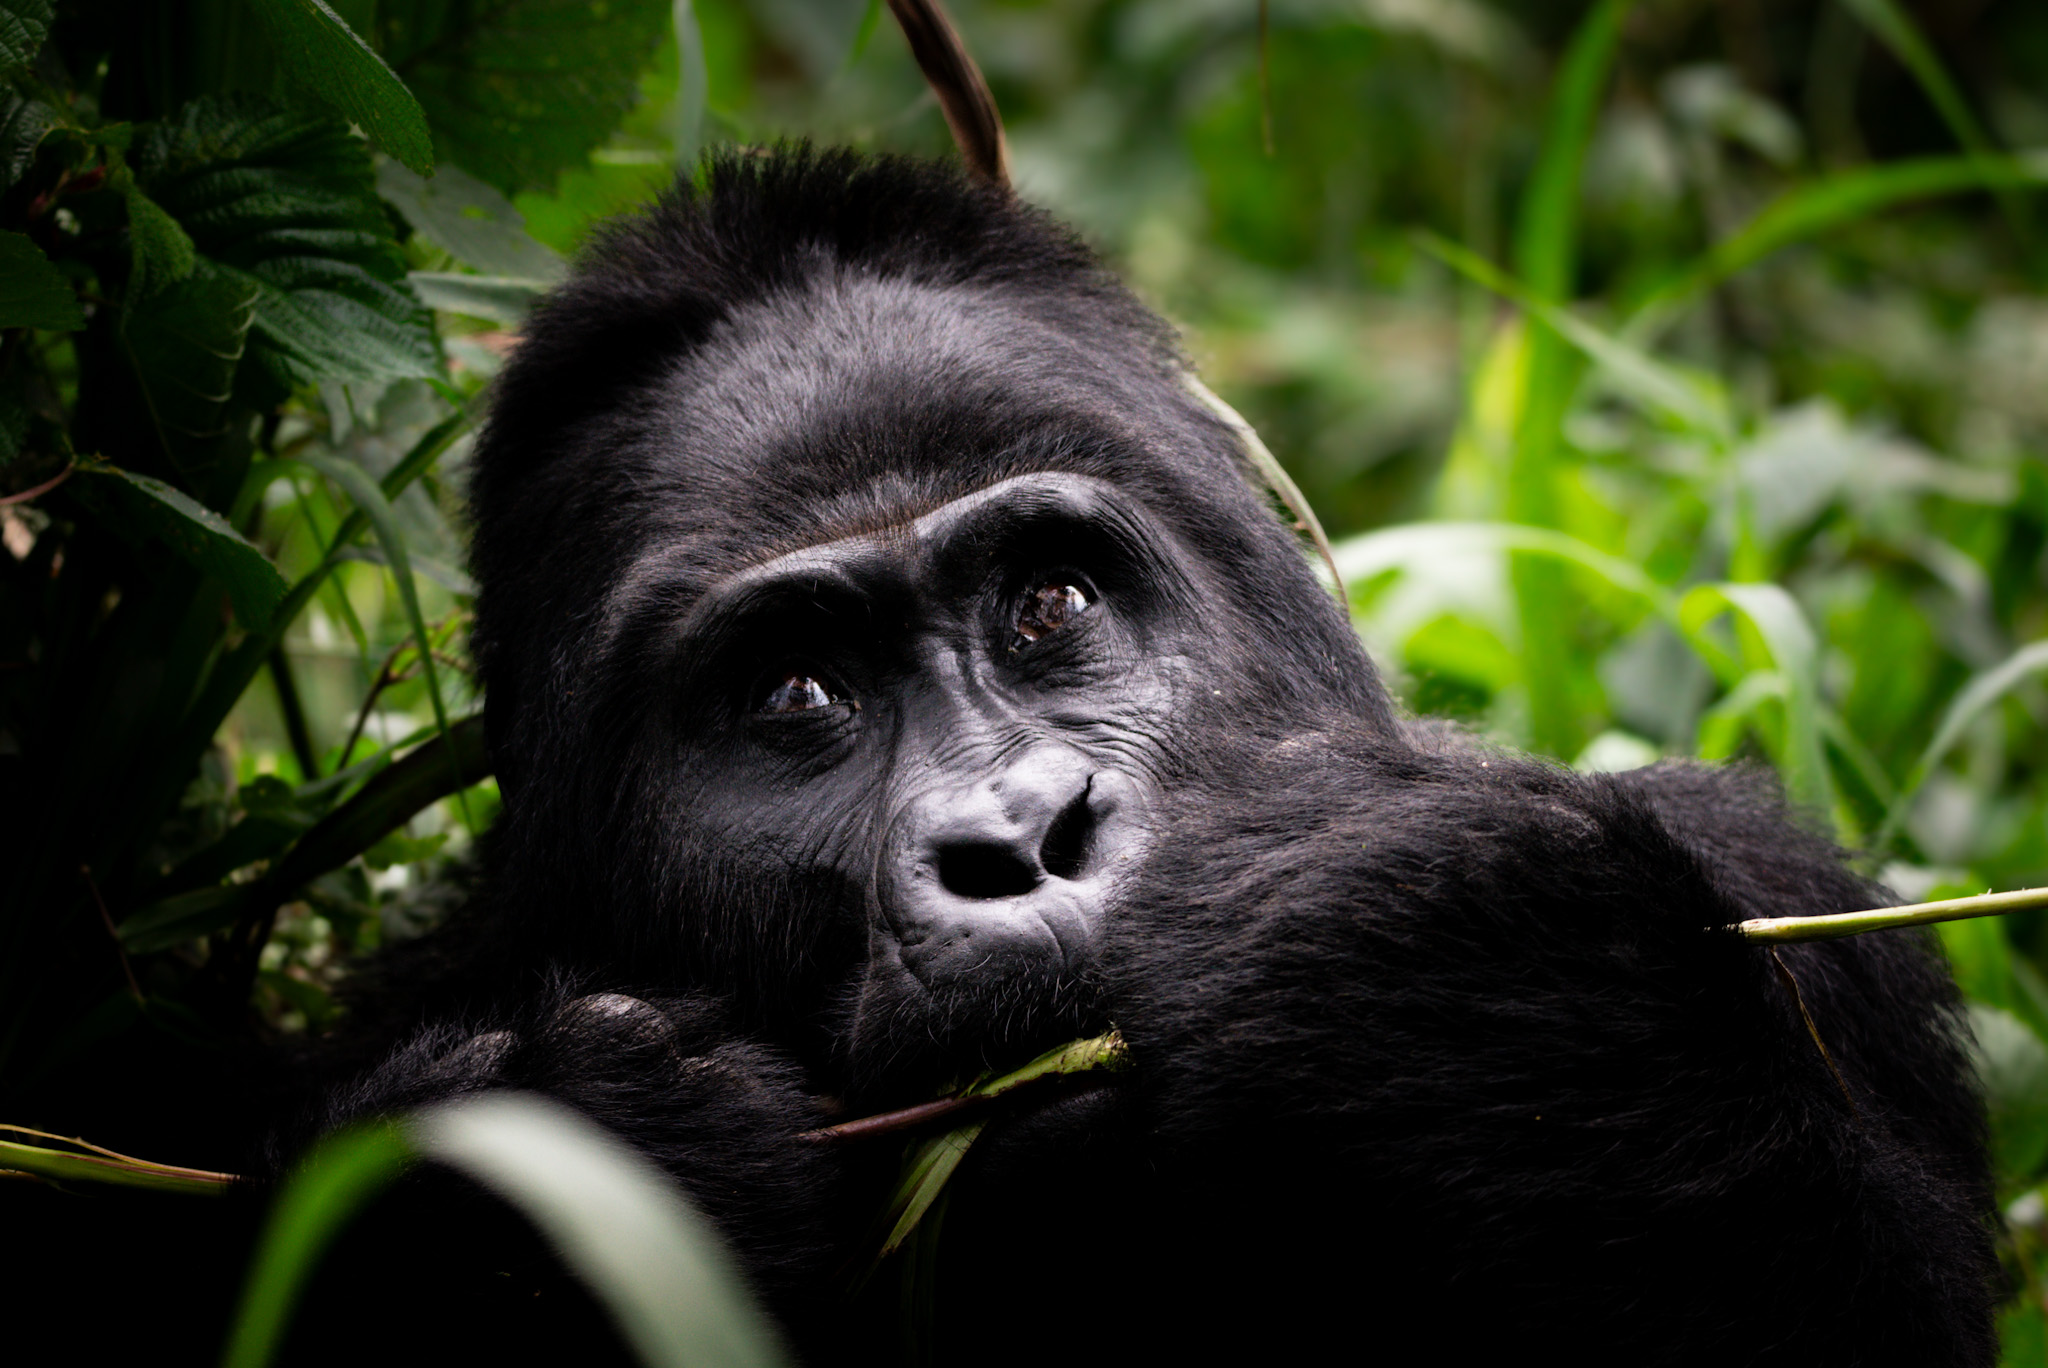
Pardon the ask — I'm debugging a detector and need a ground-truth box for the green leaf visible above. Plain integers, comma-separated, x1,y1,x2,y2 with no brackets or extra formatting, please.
133,96,438,389
0,0,50,70
117,178,199,297
0,230,81,330
116,885,246,953
70,461,288,631
407,270,547,325
243,0,434,174
117,257,258,476
362,828,447,869
1627,153,2048,342
1967,1004,2048,1181
1418,234,1733,444
1679,583,1834,820
1875,639,2048,854
299,450,461,803
376,160,566,279
0,91,53,189
381,0,674,196
222,1097,789,1368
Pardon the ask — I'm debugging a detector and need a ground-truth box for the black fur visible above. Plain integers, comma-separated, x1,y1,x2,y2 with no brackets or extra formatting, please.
293,147,1996,1365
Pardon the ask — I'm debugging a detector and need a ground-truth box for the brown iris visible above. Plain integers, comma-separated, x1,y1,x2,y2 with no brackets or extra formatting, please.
1014,582,1090,648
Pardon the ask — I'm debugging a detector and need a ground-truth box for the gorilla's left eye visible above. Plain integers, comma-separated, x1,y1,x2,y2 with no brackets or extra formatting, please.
759,671,845,713
1012,581,1091,649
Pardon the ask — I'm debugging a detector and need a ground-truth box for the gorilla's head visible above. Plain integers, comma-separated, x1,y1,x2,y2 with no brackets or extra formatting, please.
468,150,1391,1098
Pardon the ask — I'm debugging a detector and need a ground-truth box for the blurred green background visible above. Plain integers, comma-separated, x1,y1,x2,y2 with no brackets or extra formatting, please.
8,0,2048,1357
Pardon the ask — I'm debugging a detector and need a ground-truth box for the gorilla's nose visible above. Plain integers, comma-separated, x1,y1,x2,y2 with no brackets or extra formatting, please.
887,749,1142,989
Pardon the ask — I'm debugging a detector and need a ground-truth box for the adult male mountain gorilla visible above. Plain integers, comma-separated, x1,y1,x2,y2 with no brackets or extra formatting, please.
304,146,1996,1365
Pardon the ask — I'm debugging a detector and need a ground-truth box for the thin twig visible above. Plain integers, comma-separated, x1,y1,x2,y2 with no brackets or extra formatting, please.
1737,885,2048,943
79,865,142,1002
801,1094,987,1144
1771,948,1860,1117
0,462,75,506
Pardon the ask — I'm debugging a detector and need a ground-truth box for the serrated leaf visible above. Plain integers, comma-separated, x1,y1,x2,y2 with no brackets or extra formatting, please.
118,178,198,296
0,91,52,188
0,0,50,69
0,230,81,330
407,270,545,324
244,0,434,174
133,96,438,388
381,0,672,196
119,258,257,460
71,460,289,631
377,160,565,279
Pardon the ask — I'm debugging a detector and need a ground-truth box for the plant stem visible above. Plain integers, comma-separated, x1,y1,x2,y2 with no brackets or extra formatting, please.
1737,886,2048,943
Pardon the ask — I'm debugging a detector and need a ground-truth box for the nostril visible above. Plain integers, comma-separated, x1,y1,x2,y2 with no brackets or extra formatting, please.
1039,787,1095,881
937,842,1041,900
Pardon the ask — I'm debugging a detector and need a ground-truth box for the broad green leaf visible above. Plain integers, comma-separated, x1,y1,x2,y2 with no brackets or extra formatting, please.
244,0,434,173
71,461,287,631
1967,1004,2048,1181
362,829,447,869
223,1098,788,1368
376,160,565,279
0,91,52,188
117,258,257,481
133,96,438,389
1876,639,2048,854
380,0,673,195
407,270,548,325
0,230,80,329
0,0,50,69
116,885,245,953
116,176,198,296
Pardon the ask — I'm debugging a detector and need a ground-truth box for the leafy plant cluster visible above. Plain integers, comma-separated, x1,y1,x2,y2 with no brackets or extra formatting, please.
12,0,2048,1362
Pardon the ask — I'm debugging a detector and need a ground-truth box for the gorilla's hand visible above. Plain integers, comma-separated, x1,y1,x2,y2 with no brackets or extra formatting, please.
315,985,846,1299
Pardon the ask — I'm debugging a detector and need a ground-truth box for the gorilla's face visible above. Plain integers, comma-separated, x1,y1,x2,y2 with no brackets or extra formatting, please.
482,267,1386,1099
664,471,1206,1090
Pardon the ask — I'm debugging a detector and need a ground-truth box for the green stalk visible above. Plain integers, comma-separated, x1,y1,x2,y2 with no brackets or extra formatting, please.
1737,886,2048,944
0,1134,238,1195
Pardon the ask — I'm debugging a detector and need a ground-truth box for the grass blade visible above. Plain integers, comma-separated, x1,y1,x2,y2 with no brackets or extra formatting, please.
298,451,467,825
1184,374,1344,599
1874,639,2048,854
1505,0,1631,757
220,1122,414,1368
1627,153,2048,342
0,1128,238,1195
221,1096,788,1368
1680,583,1834,820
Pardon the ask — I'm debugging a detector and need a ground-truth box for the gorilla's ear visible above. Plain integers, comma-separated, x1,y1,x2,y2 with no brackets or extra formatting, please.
884,0,1010,188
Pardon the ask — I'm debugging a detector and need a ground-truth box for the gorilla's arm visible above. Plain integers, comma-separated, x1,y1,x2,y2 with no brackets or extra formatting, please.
1099,730,1995,1364
304,984,848,1308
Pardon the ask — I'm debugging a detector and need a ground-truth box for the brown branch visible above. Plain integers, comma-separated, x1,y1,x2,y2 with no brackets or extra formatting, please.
0,462,75,507
884,0,1010,188
800,1093,989,1144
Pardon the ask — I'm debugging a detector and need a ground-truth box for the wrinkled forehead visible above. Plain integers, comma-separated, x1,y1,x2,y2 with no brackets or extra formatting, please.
637,272,1192,547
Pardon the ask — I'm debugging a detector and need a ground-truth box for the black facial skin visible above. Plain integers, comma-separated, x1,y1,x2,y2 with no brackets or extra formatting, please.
279,149,1996,1368
664,472,1189,1088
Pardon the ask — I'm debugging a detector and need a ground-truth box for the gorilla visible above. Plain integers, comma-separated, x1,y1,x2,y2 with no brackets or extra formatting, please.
291,147,1996,1366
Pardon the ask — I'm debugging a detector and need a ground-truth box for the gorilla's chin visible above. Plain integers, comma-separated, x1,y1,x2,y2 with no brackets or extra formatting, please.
835,948,1109,1106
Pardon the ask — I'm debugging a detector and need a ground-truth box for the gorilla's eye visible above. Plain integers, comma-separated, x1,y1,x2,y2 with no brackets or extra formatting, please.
759,671,844,714
1013,581,1091,649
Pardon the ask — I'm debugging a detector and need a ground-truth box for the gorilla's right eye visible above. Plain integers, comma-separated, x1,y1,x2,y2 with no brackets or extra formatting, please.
758,671,844,714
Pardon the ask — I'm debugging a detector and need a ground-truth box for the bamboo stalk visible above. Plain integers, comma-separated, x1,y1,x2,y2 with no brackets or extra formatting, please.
1737,886,2048,943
